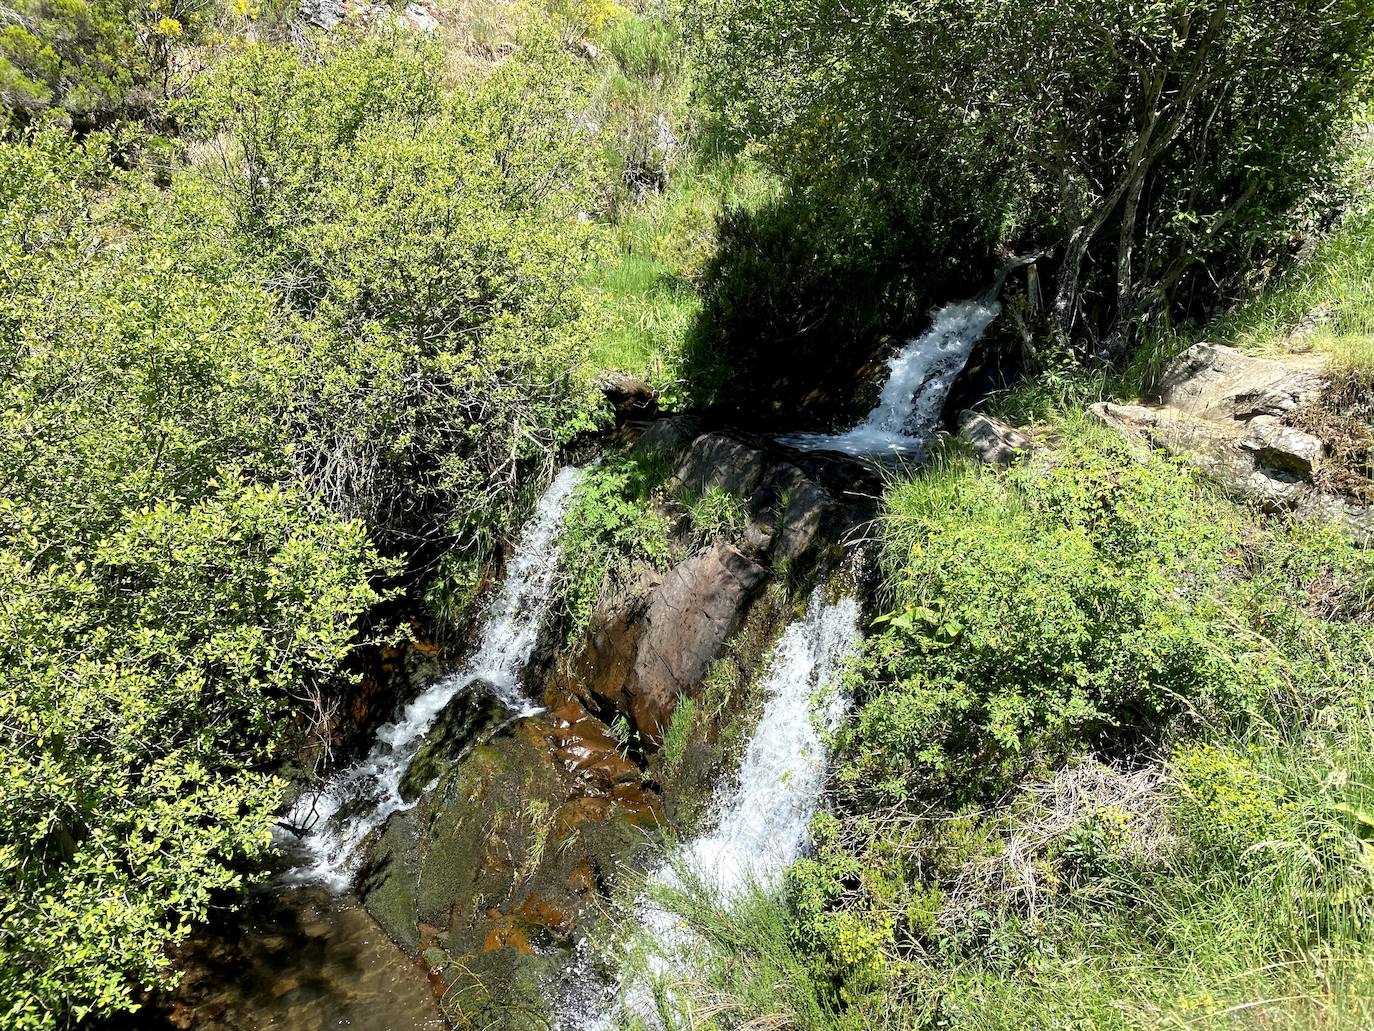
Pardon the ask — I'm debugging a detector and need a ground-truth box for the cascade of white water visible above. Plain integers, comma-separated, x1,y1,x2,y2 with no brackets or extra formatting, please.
281,465,585,890
570,586,863,1028
779,296,1000,457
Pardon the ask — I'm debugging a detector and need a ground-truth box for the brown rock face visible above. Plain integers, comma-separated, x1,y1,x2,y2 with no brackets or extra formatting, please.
560,541,768,742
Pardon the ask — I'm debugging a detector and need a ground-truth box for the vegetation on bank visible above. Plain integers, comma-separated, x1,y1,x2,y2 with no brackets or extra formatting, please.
2,0,1373,1027
0,5,711,1024
634,204,1374,1027
641,421,1374,1030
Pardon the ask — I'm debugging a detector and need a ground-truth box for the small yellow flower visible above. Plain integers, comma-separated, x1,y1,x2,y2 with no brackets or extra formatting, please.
154,15,183,36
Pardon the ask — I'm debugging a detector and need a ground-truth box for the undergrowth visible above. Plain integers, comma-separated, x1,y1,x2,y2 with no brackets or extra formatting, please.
557,451,672,642
628,418,1374,1031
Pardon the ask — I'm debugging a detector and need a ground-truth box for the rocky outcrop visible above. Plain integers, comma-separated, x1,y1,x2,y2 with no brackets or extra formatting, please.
301,0,439,30
358,416,877,1027
1089,343,1372,545
555,426,872,743
1155,342,1327,421
599,371,658,424
559,541,767,742
670,432,771,500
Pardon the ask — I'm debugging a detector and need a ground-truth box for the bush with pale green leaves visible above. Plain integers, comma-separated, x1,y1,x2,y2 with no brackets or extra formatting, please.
0,27,617,1027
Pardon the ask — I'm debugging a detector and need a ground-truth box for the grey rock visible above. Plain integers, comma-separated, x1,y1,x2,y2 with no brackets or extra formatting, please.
632,415,702,458
1157,342,1327,422
671,433,769,500
1240,416,1325,477
958,411,1037,467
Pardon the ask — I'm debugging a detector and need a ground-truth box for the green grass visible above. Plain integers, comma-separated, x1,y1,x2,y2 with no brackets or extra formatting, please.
582,155,780,396
678,483,750,544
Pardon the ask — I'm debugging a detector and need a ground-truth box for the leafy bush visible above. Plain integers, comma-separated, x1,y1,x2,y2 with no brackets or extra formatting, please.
187,31,604,543
840,431,1242,804
0,0,205,127
0,133,391,1021
0,26,628,1023
558,452,673,639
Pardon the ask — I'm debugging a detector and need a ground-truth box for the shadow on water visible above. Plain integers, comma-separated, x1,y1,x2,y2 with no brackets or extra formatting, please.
104,886,444,1031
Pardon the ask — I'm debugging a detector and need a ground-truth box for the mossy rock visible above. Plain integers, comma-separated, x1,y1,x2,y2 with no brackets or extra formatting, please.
400,686,506,803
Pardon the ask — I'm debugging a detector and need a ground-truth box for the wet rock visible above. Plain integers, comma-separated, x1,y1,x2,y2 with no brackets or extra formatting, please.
567,541,768,741
399,687,505,803
1157,342,1327,422
958,411,1038,467
671,433,770,500
360,714,656,1030
760,466,840,564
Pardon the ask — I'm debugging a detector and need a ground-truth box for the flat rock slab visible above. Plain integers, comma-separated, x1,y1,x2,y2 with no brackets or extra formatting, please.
671,433,770,500
1158,342,1327,422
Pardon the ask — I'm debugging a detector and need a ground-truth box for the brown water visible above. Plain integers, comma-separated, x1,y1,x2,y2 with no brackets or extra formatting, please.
123,887,446,1031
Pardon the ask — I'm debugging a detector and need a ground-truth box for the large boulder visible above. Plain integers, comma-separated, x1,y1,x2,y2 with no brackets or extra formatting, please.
1157,342,1327,422
561,541,768,741
632,414,702,458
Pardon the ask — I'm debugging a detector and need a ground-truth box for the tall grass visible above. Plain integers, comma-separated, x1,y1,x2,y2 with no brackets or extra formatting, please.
637,719,1374,1031
583,156,779,391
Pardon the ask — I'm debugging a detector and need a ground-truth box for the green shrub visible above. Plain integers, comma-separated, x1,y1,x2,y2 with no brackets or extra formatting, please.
840,431,1243,804
680,484,749,544
1171,742,1292,862
558,452,672,639
0,27,632,1022
0,0,207,127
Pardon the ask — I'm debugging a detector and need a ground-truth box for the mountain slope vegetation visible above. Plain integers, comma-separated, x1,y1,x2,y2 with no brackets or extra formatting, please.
0,0,1371,1028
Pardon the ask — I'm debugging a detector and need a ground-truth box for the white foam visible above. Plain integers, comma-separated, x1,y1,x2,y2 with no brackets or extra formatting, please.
779,297,1000,457
280,466,585,889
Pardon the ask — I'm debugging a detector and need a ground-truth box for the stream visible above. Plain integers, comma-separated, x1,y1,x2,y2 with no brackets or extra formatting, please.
149,294,998,1030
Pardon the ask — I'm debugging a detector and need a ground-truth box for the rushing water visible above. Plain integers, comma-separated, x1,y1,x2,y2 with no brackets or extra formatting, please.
779,296,1000,457
571,587,864,1028
281,465,585,890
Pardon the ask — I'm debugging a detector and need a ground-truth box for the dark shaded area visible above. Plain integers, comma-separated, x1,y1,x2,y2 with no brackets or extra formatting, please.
679,180,995,430
99,887,444,1031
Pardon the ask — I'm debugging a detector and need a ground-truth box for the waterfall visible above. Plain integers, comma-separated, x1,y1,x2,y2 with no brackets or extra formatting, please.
570,586,863,1028
281,465,585,890
675,589,861,889
779,296,1000,457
